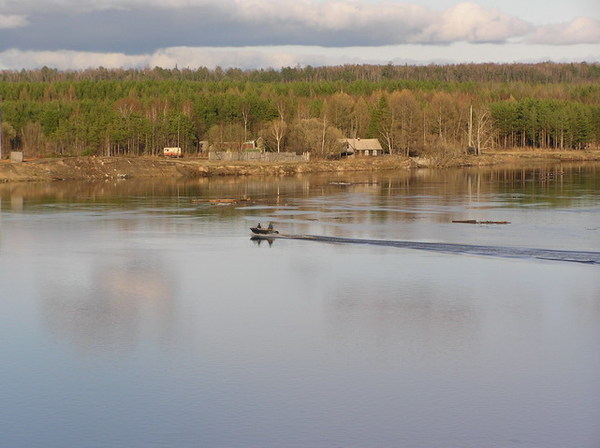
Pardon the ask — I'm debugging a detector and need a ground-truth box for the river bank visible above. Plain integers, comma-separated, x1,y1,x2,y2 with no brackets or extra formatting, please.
1,150,599,183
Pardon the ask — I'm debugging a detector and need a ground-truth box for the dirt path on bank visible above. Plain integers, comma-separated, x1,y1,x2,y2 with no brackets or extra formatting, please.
1,151,599,183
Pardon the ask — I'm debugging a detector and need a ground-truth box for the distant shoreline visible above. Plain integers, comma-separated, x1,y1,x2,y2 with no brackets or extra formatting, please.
1,150,599,183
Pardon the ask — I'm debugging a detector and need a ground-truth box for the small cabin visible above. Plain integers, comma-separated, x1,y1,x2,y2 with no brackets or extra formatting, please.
163,147,182,158
241,138,265,152
340,138,383,157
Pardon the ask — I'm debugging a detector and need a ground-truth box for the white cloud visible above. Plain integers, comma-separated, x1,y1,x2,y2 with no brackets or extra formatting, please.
528,17,600,45
0,0,214,14
147,46,306,69
0,47,321,71
0,49,146,70
0,13,28,28
416,2,532,43
1,43,598,72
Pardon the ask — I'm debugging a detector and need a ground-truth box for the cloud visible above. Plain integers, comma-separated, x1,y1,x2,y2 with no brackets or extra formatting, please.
0,14,28,28
0,0,537,54
0,48,146,70
0,47,339,71
231,0,428,32
528,17,600,45
0,0,598,71
2,43,598,72
147,46,307,70
416,3,532,43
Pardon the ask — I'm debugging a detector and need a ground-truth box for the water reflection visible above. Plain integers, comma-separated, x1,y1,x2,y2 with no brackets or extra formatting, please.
41,257,176,353
325,282,479,361
1,162,599,448
322,252,600,368
250,236,275,246
0,162,597,212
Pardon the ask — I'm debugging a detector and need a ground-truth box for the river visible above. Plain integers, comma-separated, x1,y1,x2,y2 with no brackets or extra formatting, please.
1,163,599,448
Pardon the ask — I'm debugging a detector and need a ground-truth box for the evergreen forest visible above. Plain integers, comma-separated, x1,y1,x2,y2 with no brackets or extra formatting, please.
1,63,599,159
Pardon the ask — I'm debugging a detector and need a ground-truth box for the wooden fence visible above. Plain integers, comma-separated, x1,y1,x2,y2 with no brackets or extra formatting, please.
208,151,310,162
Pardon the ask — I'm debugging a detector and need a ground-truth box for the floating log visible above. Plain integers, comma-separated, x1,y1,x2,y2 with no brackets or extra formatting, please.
452,220,511,225
209,198,238,204
192,197,252,204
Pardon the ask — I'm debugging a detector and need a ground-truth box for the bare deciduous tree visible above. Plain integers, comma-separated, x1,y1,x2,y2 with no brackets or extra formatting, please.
268,119,287,153
288,118,343,159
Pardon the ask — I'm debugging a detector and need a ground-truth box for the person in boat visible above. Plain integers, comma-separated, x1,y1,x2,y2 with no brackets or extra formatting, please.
257,223,262,229
267,222,273,231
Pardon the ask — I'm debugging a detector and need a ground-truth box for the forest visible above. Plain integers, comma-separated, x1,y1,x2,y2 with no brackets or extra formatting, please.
0,63,599,159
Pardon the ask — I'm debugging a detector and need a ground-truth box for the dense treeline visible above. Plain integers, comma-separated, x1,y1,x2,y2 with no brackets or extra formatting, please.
1,63,598,158
2,62,600,84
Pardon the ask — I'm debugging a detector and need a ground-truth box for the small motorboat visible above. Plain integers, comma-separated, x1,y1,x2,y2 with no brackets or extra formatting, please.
250,223,279,235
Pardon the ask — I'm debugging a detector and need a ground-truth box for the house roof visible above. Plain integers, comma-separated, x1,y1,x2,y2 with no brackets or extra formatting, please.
340,138,383,152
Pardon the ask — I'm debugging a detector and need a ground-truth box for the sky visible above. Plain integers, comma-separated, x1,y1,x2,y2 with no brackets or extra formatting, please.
0,0,599,71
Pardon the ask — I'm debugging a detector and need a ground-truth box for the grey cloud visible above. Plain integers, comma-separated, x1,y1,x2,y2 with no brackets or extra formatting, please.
0,1,537,53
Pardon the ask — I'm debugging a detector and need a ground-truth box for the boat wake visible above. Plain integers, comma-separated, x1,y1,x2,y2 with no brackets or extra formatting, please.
253,233,600,265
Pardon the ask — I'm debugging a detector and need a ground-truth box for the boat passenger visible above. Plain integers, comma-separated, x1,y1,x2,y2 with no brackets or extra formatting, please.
267,223,273,231
257,223,262,228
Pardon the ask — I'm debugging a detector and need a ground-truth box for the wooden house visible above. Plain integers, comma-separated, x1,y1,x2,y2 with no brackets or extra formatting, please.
340,138,383,157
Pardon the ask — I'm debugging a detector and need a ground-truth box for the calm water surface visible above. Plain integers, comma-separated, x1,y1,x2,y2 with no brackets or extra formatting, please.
1,163,599,448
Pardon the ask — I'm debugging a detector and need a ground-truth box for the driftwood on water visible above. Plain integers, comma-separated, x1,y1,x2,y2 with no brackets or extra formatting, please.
452,220,511,225
191,198,252,205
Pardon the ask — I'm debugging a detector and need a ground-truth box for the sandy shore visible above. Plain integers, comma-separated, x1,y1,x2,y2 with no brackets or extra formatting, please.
1,150,599,183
